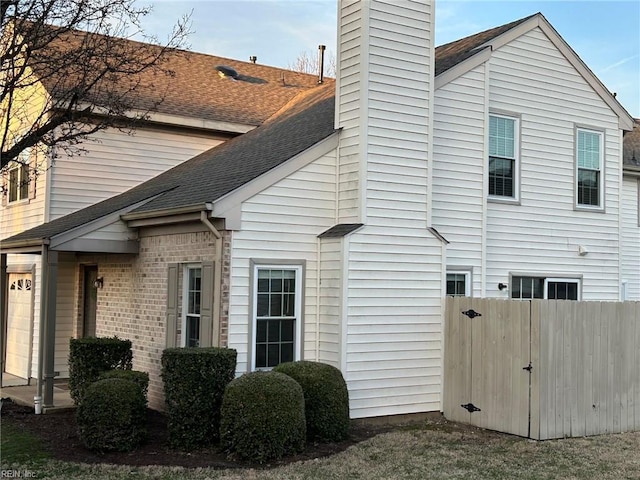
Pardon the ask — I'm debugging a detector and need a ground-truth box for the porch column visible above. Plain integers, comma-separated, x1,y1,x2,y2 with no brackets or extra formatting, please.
0,253,7,387
42,249,58,408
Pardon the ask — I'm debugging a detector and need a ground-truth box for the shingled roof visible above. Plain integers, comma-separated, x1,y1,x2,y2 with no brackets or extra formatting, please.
434,13,537,76
2,82,337,247
623,119,640,167
30,24,321,128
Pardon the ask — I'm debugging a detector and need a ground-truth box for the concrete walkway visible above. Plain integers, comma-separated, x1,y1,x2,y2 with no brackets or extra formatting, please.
1,383,74,413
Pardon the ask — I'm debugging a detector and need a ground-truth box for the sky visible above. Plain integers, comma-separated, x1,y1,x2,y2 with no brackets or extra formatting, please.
134,0,640,117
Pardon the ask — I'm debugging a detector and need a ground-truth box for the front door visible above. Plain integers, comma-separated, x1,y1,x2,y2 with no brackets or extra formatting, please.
83,266,98,337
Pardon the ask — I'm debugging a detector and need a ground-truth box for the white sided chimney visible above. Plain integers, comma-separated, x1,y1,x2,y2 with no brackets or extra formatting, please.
335,0,435,226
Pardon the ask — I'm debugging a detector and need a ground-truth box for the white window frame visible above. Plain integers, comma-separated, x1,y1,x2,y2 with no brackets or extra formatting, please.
510,275,580,300
488,113,520,202
7,153,30,204
446,270,471,297
181,264,202,347
251,264,303,371
575,127,604,210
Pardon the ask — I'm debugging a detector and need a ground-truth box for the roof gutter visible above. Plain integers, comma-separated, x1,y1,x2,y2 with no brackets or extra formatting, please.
121,204,209,222
0,238,49,253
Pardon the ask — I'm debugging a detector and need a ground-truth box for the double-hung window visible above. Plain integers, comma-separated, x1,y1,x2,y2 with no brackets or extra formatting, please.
182,266,202,347
511,276,579,300
489,114,518,199
8,163,29,203
252,265,302,370
576,128,603,208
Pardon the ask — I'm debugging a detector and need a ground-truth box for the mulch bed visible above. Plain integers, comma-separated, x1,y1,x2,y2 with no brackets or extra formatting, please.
0,399,395,469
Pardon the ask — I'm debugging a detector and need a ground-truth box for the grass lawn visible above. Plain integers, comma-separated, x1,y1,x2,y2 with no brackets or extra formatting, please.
1,421,639,479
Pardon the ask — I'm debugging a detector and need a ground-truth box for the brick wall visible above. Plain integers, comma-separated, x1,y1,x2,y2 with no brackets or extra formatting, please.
77,229,231,410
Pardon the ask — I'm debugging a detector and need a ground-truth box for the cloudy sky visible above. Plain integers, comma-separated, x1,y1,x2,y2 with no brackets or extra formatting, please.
135,0,640,117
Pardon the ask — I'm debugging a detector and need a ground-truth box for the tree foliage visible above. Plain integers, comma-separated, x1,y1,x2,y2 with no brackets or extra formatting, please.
288,48,336,79
0,0,190,175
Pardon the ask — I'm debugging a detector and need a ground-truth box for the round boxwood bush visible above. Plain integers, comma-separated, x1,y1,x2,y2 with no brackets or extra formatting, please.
274,361,350,442
77,378,147,452
99,369,149,404
220,371,306,463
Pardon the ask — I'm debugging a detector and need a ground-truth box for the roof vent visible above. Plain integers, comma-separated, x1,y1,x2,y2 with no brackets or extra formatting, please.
216,65,239,79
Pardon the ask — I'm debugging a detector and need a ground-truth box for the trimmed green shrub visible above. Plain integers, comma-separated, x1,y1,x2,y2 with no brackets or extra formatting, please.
99,369,149,404
69,337,133,406
161,347,237,449
274,361,350,442
76,378,147,452
220,371,306,463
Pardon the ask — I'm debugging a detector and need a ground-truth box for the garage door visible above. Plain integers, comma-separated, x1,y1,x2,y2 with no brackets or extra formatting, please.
5,273,33,378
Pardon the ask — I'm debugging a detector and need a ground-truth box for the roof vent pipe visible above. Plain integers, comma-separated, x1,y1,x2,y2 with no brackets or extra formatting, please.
317,44,326,84
249,56,257,64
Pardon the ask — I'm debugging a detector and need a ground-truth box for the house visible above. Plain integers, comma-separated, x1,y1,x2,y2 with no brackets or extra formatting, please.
0,28,323,389
1,0,636,419
622,119,640,300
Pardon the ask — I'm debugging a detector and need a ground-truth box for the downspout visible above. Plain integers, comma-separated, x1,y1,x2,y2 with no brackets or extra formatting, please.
200,211,223,347
0,253,7,388
35,245,48,414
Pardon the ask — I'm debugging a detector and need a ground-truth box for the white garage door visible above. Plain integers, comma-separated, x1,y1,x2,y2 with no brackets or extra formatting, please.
5,273,33,378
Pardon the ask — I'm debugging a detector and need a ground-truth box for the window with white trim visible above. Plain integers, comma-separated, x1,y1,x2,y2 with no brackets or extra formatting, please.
489,114,518,199
252,265,302,370
576,128,603,208
446,271,471,297
182,266,202,347
8,161,29,203
511,276,579,300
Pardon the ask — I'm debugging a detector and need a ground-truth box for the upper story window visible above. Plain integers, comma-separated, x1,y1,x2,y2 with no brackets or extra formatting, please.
576,128,603,208
489,114,519,200
5,148,32,204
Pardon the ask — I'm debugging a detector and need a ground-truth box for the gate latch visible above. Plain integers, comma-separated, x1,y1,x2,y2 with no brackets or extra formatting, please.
462,309,482,319
461,403,481,413
523,363,533,372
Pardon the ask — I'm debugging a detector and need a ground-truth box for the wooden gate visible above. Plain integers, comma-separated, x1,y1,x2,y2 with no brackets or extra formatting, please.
443,297,532,437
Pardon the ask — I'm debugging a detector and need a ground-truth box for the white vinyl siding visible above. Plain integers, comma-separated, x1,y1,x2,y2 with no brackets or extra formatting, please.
485,27,622,300
318,238,342,367
48,126,225,220
228,151,337,373
335,0,442,419
621,177,640,299
53,254,77,378
432,64,486,297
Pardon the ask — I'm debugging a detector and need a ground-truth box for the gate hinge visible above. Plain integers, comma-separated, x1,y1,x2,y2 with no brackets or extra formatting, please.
462,309,482,319
523,363,533,372
461,403,481,413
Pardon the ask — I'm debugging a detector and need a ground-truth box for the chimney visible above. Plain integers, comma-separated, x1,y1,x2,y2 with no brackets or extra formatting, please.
335,0,435,224
317,45,326,84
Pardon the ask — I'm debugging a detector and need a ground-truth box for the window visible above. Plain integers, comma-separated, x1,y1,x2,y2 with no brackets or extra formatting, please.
576,129,603,207
252,265,302,370
446,271,470,296
8,162,29,203
511,276,579,300
489,114,518,199
182,266,202,347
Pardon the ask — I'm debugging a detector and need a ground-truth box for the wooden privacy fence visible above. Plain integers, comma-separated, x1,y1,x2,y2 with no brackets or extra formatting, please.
443,297,640,440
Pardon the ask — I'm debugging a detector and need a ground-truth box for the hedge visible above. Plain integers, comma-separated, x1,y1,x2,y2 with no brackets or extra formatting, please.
68,336,133,406
274,361,350,441
161,347,237,449
220,371,306,463
76,378,147,452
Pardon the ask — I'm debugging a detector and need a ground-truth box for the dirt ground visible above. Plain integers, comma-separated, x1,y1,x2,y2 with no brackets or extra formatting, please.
1,399,401,469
